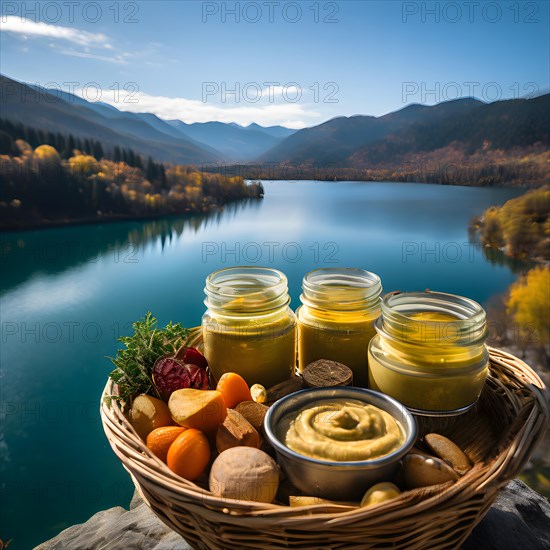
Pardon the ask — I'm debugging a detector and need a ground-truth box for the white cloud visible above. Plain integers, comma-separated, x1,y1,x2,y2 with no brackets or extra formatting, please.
75,88,318,128
1,16,111,48
55,47,128,65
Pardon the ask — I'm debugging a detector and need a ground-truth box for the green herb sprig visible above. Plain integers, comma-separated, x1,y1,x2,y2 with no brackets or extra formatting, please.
109,312,190,405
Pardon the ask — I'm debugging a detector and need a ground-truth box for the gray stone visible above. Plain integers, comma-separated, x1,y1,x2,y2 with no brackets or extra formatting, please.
35,499,191,550
463,480,550,550
36,479,549,549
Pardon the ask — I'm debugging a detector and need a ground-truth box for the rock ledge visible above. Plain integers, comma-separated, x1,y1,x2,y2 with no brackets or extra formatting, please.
36,480,550,549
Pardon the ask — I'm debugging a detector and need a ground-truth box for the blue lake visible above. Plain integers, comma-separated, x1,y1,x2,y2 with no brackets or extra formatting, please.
0,180,525,548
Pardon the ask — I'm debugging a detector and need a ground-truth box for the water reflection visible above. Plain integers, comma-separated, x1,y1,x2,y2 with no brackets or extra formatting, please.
467,225,532,274
0,199,263,295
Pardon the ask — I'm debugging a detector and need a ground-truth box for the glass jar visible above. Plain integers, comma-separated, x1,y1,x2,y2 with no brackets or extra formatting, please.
296,268,382,387
368,291,489,416
202,267,296,389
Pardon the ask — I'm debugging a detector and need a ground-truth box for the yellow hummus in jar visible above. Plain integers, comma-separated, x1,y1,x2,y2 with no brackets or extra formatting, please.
284,400,405,462
368,291,490,414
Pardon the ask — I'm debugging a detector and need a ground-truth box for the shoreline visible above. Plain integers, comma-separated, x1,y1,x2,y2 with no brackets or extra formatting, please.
470,186,549,265
1,179,534,233
0,205,226,234
251,177,543,189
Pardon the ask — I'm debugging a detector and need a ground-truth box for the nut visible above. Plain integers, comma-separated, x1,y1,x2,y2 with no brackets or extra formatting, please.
250,384,267,404
424,433,472,475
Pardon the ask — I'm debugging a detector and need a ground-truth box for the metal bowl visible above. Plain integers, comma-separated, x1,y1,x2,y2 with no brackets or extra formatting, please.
264,387,417,500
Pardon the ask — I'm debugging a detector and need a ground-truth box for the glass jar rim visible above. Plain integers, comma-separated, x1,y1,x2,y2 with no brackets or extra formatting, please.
301,267,382,312
204,266,290,314
369,334,489,374
377,290,488,347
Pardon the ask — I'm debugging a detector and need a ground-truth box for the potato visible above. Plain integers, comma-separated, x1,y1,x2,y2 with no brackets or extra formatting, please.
209,447,279,503
169,388,227,433
360,482,401,507
216,409,261,453
402,454,459,489
129,394,173,441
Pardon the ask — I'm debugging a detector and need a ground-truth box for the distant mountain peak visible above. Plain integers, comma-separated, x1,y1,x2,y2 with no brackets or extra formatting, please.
260,92,549,166
0,74,225,164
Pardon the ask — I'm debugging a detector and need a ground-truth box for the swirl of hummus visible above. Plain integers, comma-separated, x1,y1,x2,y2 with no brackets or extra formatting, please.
285,400,404,461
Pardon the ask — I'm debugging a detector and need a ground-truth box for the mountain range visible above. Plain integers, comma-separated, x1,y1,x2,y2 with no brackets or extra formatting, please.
0,75,295,163
1,74,548,170
261,95,549,167
166,119,295,160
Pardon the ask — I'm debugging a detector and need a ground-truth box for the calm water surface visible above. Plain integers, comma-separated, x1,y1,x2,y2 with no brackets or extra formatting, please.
0,181,525,548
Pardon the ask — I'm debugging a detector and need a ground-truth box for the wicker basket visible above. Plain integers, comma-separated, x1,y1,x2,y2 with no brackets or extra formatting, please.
101,345,549,550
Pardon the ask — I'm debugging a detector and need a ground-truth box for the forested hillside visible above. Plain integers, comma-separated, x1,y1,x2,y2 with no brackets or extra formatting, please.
0,121,263,229
260,94,550,186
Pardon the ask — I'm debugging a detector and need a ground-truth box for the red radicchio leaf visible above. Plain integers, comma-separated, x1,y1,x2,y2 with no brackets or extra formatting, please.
187,363,210,390
181,347,208,369
152,357,191,401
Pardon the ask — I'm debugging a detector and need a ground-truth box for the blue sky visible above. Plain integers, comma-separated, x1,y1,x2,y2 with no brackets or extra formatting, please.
1,1,549,127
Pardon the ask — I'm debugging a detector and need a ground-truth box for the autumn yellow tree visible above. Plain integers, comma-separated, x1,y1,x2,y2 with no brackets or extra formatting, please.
34,144,61,162
68,154,100,177
507,266,550,359
478,188,550,261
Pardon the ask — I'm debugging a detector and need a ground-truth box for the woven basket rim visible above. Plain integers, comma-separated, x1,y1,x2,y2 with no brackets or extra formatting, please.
101,345,549,521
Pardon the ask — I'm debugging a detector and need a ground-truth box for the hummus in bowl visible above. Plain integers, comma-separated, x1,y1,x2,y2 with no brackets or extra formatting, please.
265,387,416,500
284,400,405,462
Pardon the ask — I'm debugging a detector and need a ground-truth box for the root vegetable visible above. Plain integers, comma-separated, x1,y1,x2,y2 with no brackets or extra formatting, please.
209,447,279,503
235,401,269,434
216,409,261,453
216,372,252,408
402,454,459,489
169,389,227,433
360,482,401,507
129,394,174,440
